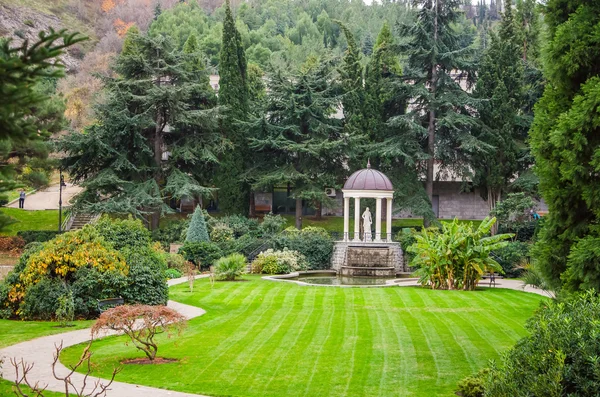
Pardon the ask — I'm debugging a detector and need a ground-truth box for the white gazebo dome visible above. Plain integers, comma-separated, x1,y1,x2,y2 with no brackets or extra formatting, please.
341,163,394,242
343,164,393,191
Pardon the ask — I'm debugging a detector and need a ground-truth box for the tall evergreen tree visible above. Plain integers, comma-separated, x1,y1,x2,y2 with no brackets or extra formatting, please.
473,0,526,220
530,1,600,290
59,28,221,229
246,59,344,229
215,0,251,215
397,0,482,225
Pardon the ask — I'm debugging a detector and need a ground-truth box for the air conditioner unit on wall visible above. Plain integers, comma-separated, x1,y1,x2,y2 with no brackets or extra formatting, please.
325,188,336,197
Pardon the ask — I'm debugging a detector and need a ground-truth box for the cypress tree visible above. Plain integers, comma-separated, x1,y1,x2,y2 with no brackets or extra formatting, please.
186,206,210,242
530,1,600,290
215,0,251,215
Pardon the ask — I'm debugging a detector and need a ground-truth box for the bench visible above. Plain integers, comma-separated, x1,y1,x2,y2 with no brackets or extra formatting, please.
98,297,124,313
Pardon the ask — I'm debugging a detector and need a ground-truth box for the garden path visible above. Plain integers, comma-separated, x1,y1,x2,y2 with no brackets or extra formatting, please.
7,183,82,210
0,275,209,397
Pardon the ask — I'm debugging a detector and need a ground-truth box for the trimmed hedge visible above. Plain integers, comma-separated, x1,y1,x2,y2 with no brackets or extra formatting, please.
16,230,62,244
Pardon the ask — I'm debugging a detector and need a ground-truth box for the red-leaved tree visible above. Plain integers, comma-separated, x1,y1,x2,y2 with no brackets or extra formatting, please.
91,305,187,361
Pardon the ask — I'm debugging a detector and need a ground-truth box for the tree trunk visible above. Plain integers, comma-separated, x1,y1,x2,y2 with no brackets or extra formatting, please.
151,76,164,231
249,191,256,218
315,201,322,220
488,187,499,235
295,197,302,230
424,0,439,229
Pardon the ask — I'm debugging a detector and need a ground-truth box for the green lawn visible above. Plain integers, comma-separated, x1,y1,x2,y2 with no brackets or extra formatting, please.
62,277,544,397
0,319,93,396
0,208,58,236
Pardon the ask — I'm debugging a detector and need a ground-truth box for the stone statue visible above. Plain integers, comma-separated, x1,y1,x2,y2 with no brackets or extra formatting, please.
362,207,372,241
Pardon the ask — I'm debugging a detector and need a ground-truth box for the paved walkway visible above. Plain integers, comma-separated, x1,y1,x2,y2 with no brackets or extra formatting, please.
7,184,82,210
392,278,554,297
0,275,209,397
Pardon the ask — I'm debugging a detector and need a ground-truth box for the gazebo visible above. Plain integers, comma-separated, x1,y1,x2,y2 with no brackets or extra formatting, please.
341,163,394,242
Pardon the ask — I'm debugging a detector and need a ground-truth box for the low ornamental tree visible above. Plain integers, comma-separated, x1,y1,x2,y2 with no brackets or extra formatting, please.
91,305,187,362
186,206,210,243
408,218,512,290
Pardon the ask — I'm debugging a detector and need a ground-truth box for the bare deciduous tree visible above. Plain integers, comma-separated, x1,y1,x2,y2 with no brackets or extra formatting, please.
10,341,120,397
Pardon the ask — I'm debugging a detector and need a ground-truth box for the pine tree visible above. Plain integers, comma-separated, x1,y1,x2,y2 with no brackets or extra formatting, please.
0,29,83,230
473,0,526,221
396,0,481,226
186,206,210,242
215,0,251,215
246,59,344,229
530,1,600,290
59,29,221,229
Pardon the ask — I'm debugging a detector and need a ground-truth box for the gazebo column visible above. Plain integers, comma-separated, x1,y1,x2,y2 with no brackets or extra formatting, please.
375,198,382,241
386,198,393,242
343,197,350,241
353,197,361,241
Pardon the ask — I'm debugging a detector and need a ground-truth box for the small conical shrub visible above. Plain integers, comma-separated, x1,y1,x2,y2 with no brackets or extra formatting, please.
186,206,210,242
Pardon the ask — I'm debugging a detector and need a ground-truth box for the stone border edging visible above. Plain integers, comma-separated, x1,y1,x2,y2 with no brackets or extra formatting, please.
0,275,211,397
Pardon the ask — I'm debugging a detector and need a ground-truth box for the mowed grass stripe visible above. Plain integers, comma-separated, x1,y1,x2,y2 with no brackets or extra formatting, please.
218,283,300,393
60,278,546,397
252,286,319,394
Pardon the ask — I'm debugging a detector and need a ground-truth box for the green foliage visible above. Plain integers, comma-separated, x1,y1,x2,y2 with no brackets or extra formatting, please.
19,277,64,321
493,241,530,278
529,1,600,291
456,368,488,397
490,193,536,236
70,265,128,318
165,268,183,279
121,246,168,306
273,227,333,270
186,206,210,243
95,215,151,251
152,220,188,249
396,228,418,265
211,214,259,237
16,230,62,244
58,29,220,226
210,223,235,243
259,213,287,236
409,218,511,290
179,241,223,270
55,290,75,327
214,253,246,281
484,291,600,396
251,248,307,274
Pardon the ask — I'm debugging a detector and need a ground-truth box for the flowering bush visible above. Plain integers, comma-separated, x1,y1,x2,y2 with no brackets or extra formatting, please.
210,223,235,243
251,248,307,274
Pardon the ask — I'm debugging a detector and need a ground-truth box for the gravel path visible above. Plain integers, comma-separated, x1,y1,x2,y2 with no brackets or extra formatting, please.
0,275,209,397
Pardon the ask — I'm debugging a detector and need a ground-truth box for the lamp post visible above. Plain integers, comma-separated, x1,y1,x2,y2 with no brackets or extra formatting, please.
58,170,66,232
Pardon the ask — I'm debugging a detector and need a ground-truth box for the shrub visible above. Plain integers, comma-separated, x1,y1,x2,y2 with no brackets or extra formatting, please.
121,246,168,306
483,291,600,396
492,241,530,278
251,248,307,274
164,253,186,272
95,215,151,251
70,266,129,318
16,230,61,244
212,215,259,237
92,304,187,361
19,277,65,320
210,222,235,243
152,219,188,249
259,213,287,236
165,268,182,279
186,206,210,242
56,290,75,327
273,227,333,270
23,170,49,188
396,228,418,265
408,218,511,290
0,236,25,252
214,253,246,281
179,241,222,270
456,368,488,397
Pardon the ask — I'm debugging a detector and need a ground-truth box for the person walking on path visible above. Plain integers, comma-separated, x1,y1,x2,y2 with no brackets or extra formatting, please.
18,190,26,209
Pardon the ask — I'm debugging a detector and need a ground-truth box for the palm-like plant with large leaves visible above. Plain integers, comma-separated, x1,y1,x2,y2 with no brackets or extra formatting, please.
408,218,511,290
